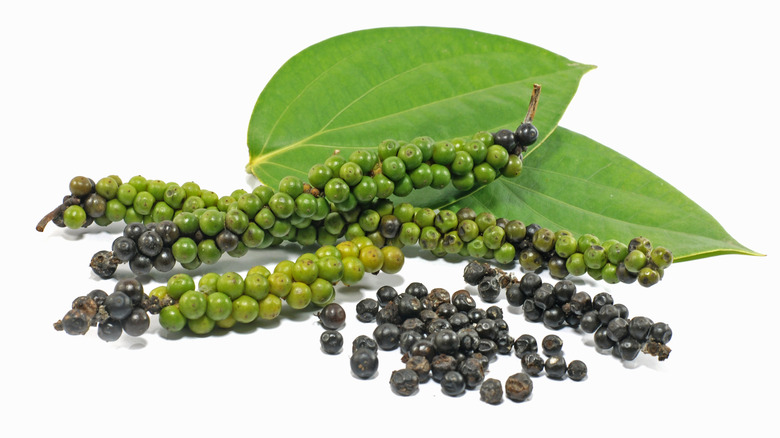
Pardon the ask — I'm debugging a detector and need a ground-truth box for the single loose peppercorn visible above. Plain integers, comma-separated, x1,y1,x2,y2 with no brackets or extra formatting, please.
373,322,402,350
376,285,398,307
458,357,485,389
401,317,426,335
435,302,458,319
505,283,524,307
389,369,419,396
542,334,564,356
457,327,481,353
355,298,380,323
318,303,346,330
542,307,566,330
495,331,514,355
320,330,343,354
513,334,538,358
463,260,489,286
440,370,466,396
351,347,379,379
505,372,533,402
410,338,437,362
522,299,542,322
430,354,459,382
399,330,424,354
545,355,567,379
521,352,545,376
432,329,460,355
404,282,429,300
352,335,378,353
567,360,588,381
397,294,423,319
480,378,504,405
405,355,431,383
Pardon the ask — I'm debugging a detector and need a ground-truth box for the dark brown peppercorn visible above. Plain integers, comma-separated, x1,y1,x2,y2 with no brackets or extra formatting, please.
458,357,485,389
480,378,504,405
430,354,459,382
505,372,533,402
389,369,419,396
405,355,431,383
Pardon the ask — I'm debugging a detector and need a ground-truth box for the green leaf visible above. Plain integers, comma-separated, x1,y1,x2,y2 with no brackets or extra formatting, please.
407,127,761,261
246,26,593,184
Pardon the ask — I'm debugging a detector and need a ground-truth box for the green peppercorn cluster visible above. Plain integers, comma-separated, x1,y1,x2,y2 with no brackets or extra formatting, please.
521,228,673,287
310,130,526,210
150,238,403,336
61,237,405,339
37,175,230,231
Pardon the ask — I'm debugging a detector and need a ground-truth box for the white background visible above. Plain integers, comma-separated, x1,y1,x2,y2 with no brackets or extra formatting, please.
2,1,778,436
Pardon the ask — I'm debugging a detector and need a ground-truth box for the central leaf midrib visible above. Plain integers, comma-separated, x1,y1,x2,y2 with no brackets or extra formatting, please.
251,67,582,167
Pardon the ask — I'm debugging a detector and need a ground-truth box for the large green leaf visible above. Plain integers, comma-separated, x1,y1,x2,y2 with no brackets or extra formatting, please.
407,127,760,261
246,26,593,183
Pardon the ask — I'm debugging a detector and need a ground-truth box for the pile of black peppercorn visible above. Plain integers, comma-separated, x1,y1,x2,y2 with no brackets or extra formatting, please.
333,281,587,404
465,260,673,361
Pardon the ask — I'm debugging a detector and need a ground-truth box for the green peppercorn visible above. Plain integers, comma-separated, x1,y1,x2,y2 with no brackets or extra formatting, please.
434,209,458,233
584,245,608,270
601,263,620,284
341,256,366,285
206,292,233,321
457,219,480,242
286,282,312,310
494,242,517,265
555,234,578,258
566,253,587,277
167,273,196,300
441,231,464,254
159,305,186,332
483,225,506,250
637,267,660,287
650,246,674,269
467,236,488,258
577,234,600,253
607,241,629,265
624,249,647,273
532,227,556,253
380,245,405,274
413,208,436,228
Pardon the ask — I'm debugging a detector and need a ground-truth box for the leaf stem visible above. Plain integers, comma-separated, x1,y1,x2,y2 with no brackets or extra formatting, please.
524,83,542,124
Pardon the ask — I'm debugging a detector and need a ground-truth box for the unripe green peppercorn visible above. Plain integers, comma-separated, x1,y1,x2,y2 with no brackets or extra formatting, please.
532,227,556,253
399,222,421,246
457,219,480,243
566,253,587,277
577,234,600,253
494,242,517,265
650,246,674,269
624,250,647,274
607,242,629,265
584,245,608,270
483,225,506,250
